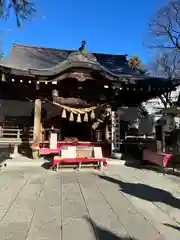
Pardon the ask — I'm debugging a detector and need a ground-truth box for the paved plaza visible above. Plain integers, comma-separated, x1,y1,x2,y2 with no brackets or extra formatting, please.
0,164,180,239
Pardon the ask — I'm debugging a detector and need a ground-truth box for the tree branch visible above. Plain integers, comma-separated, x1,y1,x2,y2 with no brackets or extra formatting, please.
149,2,180,50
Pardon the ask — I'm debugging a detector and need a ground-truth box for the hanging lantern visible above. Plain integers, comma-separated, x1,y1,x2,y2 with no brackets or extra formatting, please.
84,112,88,122
62,109,66,118
77,114,81,123
69,112,74,121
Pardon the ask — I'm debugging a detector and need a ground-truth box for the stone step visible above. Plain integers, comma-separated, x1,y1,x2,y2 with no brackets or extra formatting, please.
105,158,131,165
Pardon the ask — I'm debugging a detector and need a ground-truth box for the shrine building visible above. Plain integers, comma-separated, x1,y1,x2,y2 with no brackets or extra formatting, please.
0,41,179,157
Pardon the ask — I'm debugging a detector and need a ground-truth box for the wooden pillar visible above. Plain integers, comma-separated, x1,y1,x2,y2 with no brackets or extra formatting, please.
105,124,110,141
33,99,41,144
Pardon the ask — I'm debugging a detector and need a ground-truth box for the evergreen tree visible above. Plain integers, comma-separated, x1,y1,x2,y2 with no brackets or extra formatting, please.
0,0,36,27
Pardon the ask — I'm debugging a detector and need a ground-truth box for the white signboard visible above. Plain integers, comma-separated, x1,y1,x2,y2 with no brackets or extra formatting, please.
61,146,76,158
94,147,103,158
49,132,57,149
111,111,121,153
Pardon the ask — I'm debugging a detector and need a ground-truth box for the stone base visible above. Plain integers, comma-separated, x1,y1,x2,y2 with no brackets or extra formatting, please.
105,158,126,165
10,145,20,158
111,152,123,159
3,155,45,167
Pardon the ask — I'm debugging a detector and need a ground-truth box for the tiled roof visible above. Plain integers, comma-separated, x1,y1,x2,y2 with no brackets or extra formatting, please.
0,43,176,84
0,43,137,75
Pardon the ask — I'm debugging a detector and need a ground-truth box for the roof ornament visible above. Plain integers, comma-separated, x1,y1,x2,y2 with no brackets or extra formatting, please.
79,40,87,54
68,40,97,62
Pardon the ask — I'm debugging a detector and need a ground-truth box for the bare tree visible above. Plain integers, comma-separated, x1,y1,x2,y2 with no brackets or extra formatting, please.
150,50,180,108
148,1,180,108
153,51,180,78
0,0,36,27
149,1,180,50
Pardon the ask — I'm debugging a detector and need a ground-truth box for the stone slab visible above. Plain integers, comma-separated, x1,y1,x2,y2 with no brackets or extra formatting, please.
0,165,178,239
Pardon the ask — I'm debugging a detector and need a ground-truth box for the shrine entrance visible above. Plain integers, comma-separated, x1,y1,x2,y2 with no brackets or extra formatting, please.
43,113,93,142
61,118,91,141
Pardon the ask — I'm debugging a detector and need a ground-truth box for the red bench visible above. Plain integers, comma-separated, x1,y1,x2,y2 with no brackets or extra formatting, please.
51,157,107,171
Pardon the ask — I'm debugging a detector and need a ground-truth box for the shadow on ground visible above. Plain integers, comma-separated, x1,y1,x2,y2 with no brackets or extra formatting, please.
40,155,55,170
98,174,180,210
41,161,52,170
0,150,11,167
85,216,138,240
125,161,180,177
163,223,180,231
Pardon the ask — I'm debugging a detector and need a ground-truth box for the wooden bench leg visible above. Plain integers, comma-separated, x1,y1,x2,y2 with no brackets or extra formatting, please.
51,163,55,171
162,166,167,175
172,164,175,173
99,161,103,172
77,162,82,171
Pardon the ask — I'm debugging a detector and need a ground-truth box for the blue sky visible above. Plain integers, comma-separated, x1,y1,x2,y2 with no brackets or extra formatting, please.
0,0,167,63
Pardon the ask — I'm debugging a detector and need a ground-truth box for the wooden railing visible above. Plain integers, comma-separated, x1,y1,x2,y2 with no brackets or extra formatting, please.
0,128,33,138
124,135,155,140
0,127,33,145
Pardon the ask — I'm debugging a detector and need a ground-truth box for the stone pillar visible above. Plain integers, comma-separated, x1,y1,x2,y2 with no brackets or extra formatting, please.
33,99,41,144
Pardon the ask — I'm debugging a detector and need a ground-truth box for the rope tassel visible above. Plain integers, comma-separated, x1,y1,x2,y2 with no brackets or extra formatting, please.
77,114,81,123
69,112,74,121
62,109,66,118
91,110,95,119
84,112,88,122
2,73,6,81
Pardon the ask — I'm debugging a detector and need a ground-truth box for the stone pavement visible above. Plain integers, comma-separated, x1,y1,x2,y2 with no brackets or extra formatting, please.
0,165,179,240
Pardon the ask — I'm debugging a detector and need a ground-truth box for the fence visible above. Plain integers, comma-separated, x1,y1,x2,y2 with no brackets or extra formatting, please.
0,127,33,145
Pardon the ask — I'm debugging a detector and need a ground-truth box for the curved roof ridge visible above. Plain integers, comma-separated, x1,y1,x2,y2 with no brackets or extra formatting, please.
11,42,128,57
